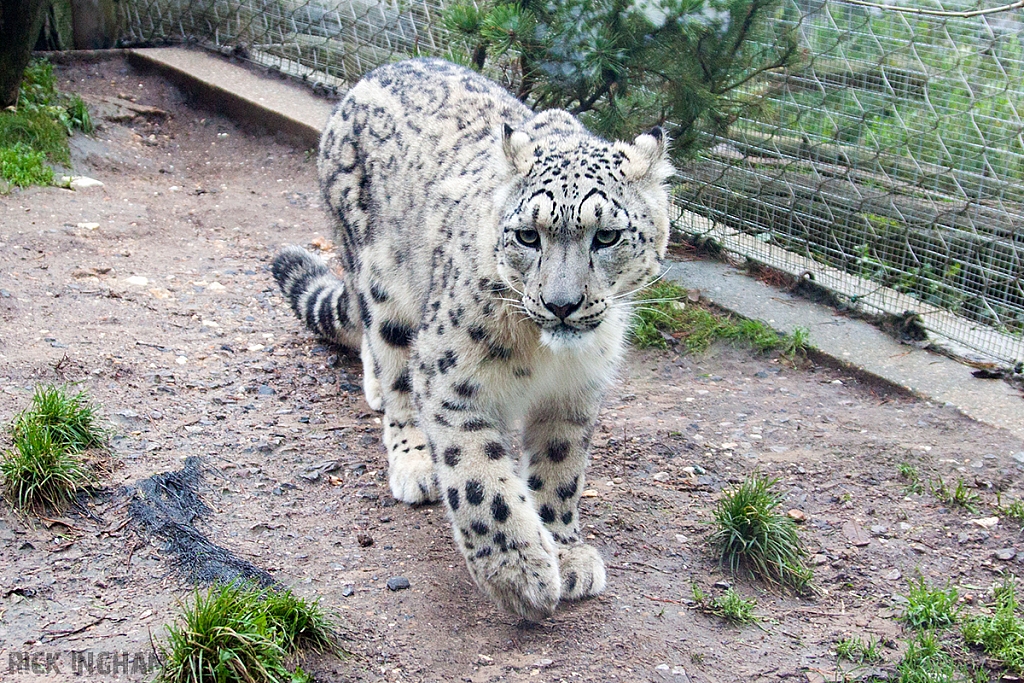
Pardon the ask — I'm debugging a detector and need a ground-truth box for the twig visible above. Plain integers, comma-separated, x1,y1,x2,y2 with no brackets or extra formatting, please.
839,0,1023,17
136,341,171,351
607,564,649,574
43,616,116,640
645,595,689,605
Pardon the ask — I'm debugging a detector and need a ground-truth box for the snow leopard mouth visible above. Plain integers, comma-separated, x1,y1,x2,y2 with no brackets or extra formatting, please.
538,321,601,351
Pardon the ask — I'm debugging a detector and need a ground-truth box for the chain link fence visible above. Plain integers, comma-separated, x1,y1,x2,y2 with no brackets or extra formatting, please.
116,0,1024,367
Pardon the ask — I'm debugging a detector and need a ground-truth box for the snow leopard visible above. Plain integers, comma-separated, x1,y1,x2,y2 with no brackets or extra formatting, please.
273,58,673,621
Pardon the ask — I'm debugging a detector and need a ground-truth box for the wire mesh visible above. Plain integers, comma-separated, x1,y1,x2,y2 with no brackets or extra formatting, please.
116,0,1024,366
675,0,1024,365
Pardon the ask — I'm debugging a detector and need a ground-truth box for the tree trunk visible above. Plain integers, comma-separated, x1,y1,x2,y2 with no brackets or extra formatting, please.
0,0,49,108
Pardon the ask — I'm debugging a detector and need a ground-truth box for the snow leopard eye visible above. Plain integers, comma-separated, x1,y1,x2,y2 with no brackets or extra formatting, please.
592,229,622,249
516,229,540,248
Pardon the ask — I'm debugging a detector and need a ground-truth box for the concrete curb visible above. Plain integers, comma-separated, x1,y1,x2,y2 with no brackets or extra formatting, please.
55,46,1024,442
126,47,332,148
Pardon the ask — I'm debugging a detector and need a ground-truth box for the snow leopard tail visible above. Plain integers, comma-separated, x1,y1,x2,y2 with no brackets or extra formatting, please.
271,246,362,349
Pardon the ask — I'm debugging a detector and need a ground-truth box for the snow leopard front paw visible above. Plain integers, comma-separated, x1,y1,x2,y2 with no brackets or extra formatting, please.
466,523,562,622
557,543,607,601
383,421,439,504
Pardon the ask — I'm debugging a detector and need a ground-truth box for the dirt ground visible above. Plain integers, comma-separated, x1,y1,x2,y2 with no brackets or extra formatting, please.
1,57,1023,683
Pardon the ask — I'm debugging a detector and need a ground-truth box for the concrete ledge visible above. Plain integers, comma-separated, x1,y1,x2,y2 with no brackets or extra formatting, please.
126,47,333,148
665,258,1024,440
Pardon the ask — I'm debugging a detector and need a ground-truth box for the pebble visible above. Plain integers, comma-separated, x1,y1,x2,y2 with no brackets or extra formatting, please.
386,576,410,591
971,517,1000,529
994,548,1017,561
787,509,806,523
257,385,275,396
126,275,149,286
1012,452,1024,465
870,524,888,536
652,471,670,482
341,585,355,597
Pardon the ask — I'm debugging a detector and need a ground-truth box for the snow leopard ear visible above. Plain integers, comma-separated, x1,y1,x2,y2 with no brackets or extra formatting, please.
501,123,535,175
616,126,674,185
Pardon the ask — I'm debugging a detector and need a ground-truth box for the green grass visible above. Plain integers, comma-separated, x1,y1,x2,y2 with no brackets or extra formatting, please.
898,462,924,495
0,143,55,187
0,59,93,190
708,474,812,591
1,428,93,512
836,635,884,664
897,631,985,683
902,577,961,631
691,583,758,625
999,496,1024,524
157,582,345,683
961,576,1024,674
631,281,809,355
1,385,106,512
931,478,981,514
10,385,107,452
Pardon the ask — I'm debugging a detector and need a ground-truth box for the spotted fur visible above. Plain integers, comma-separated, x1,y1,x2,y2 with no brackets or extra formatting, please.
273,58,673,621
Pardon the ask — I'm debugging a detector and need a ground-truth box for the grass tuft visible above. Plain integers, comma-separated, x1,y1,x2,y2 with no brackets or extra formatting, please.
836,635,884,664
10,385,107,452
630,281,810,355
0,142,55,187
998,496,1024,524
897,631,984,683
157,582,345,683
902,576,961,631
898,462,924,495
1,385,105,512
1,428,92,512
708,474,812,591
931,478,981,514
691,583,758,624
961,576,1024,674
0,59,94,190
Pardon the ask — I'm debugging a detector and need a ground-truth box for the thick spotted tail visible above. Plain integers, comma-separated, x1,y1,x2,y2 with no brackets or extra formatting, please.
271,246,361,349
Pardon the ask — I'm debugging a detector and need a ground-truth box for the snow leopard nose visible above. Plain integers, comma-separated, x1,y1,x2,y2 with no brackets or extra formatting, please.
543,296,583,321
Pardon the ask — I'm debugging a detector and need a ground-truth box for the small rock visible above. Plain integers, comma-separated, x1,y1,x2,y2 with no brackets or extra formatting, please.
787,509,806,523
477,654,494,666
208,281,226,291
842,520,871,547
341,585,355,597
656,664,671,671
883,568,902,581
69,176,104,190
580,489,598,498
994,548,1017,561
357,533,374,547
971,517,1000,529
386,576,410,591
713,580,731,590
675,534,688,543
1012,452,1024,465
652,471,670,482
534,659,553,668
870,524,888,536
126,275,149,286
811,554,828,566
76,222,100,230
257,385,275,396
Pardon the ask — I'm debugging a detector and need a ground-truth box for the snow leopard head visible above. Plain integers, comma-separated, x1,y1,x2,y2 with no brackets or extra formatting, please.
493,113,674,350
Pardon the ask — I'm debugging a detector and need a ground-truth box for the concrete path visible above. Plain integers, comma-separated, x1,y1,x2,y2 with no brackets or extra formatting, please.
126,46,1024,440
